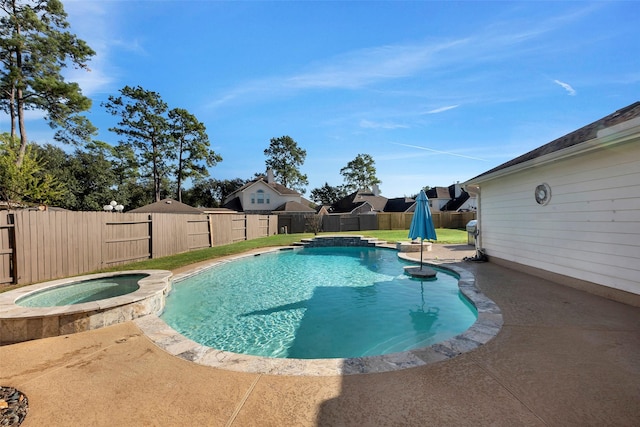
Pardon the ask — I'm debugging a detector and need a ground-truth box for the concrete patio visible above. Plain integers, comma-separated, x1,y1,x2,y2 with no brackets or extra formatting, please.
1,244,639,426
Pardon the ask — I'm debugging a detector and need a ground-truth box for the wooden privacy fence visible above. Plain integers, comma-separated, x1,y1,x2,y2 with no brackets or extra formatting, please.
377,211,476,230
0,211,277,286
276,211,476,234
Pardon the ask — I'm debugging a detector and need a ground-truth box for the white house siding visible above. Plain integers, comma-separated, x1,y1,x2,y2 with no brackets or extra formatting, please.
240,181,300,212
478,142,640,295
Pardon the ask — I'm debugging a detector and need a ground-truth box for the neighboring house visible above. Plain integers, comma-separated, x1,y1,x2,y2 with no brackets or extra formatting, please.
463,101,640,305
330,187,388,214
127,198,205,214
384,197,416,213
223,170,315,214
329,186,472,214
425,187,451,210
426,183,475,212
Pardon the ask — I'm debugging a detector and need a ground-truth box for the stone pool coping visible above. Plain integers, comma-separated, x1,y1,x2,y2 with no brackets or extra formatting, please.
0,270,172,345
135,245,503,376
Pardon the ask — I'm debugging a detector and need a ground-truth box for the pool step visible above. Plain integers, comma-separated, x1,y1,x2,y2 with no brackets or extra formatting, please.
293,235,387,248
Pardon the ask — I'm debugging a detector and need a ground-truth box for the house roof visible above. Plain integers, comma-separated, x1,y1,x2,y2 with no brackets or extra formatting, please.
441,191,470,211
222,197,243,212
330,189,388,213
468,101,640,182
222,176,303,212
127,198,204,214
225,177,300,202
384,197,415,212
272,201,316,213
426,187,451,199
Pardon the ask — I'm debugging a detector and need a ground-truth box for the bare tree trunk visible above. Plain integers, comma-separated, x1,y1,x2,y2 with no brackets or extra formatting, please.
6,85,17,138
12,3,27,167
176,139,184,203
16,86,28,167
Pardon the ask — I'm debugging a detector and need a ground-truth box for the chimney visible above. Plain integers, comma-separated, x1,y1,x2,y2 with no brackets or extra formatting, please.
266,169,275,184
371,184,380,196
454,181,462,198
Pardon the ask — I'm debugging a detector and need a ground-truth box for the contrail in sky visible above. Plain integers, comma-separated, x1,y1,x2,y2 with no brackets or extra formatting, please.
553,79,577,96
391,142,487,161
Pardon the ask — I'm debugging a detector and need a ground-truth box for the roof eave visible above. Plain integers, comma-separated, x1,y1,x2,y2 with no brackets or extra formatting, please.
464,117,640,186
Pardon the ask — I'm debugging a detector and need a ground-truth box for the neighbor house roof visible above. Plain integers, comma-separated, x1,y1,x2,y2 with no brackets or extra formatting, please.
330,189,388,214
272,201,316,213
425,187,451,199
222,175,302,212
468,101,640,182
441,191,470,211
127,198,204,214
225,176,300,202
222,197,243,212
383,197,415,212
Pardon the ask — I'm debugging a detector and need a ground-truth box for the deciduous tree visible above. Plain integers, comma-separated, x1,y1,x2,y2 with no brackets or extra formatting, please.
310,182,347,205
183,177,245,208
0,132,64,206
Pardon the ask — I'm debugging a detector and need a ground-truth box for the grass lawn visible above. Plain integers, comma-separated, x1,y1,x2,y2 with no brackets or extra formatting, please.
97,228,467,273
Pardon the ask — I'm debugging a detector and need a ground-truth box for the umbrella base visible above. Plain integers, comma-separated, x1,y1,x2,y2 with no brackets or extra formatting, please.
404,266,437,278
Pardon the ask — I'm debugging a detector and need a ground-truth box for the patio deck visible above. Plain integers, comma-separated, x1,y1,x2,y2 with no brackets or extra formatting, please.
1,244,639,426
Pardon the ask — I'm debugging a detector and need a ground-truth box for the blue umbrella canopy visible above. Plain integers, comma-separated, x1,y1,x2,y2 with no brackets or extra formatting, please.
408,190,437,272
408,190,437,242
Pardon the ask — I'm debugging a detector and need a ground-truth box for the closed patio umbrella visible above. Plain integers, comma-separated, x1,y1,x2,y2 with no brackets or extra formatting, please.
408,190,437,271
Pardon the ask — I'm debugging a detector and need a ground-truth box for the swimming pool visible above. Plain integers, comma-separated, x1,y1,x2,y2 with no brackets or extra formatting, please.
161,246,477,359
17,274,147,307
0,270,172,345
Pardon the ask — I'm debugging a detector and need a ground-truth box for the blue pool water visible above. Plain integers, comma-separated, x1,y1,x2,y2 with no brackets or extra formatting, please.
17,274,146,307
161,247,477,359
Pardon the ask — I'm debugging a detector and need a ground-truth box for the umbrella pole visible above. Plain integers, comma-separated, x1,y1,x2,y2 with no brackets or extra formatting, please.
420,238,424,270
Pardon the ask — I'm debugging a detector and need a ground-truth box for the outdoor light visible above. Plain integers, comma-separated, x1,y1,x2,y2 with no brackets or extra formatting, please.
104,200,124,212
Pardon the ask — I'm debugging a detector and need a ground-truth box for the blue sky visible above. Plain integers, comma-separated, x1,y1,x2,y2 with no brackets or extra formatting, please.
7,1,640,198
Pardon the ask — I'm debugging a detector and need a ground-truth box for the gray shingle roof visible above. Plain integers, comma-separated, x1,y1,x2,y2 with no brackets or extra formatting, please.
469,101,640,181
272,201,315,212
127,199,204,214
331,189,388,213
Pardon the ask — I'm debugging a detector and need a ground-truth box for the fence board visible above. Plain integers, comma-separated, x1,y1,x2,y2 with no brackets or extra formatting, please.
0,214,15,284
187,217,211,250
211,214,233,246
104,214,151,266
0,211,340,286
232,215,246,242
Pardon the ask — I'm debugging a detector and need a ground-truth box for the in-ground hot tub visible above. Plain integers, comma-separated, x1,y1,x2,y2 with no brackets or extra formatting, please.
0,270,172,345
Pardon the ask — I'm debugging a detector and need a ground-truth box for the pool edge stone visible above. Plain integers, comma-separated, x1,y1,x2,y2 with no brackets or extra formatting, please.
0,270,172,345
136,239,503,376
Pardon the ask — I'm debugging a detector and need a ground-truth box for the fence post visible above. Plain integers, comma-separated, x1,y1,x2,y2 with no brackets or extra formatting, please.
149,215,154,259
207,214,213,248
0,213,18,285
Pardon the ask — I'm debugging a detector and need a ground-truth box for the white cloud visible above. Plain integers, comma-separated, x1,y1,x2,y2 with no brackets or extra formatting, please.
61,0,140,95
391,142,487,161
424,105,459,114
208,39,468,107
208,4,597,109
553,79,577,96
359,119,409,130
285,40,466,90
